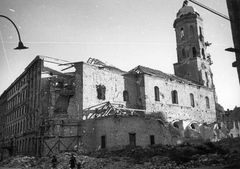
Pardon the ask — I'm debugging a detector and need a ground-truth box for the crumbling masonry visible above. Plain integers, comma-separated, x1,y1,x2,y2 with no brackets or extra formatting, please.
0,2,229,158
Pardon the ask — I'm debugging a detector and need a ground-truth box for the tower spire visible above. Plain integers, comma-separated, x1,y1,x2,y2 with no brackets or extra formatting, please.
173,3,214,89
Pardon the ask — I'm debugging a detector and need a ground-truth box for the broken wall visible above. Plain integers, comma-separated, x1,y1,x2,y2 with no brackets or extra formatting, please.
41,119,81,156
74,62,127,119
143,74,216,126
82,116,172,150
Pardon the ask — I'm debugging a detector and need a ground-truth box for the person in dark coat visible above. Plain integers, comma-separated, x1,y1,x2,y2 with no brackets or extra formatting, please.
77,161,81,169
69,154,76,169
51,155,57,169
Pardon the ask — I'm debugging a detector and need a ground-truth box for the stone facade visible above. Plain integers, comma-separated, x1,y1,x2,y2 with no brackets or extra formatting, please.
0,3,222,157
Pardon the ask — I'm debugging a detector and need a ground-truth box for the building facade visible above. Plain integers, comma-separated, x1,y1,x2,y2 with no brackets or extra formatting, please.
0,2,220,157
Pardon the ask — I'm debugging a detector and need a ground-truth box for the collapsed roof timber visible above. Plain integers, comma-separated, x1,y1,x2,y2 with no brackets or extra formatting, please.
0,2,236,158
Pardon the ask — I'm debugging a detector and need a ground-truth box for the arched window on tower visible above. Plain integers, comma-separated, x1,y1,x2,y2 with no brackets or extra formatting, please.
190,93,195,107
205,72,209,87
190,25,194,38
123,90,129,102
154,86,160,101
202,48,205,59
192,47,197,57
182,48,186,59
199,26,204,41
171,90,178,104
205,96,210,109
180,28,184,40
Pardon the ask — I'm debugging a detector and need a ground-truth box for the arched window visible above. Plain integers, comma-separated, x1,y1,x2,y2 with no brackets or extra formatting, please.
154,86,160,101
192,47,197,57
96,85,106,100
190,25,194,38
171,90,178,104
180,28,184,40
199,26,204,41
202,48,205,59
205,72,209,87
190,93,195,107
205,96,210,109
123,90,129,102
182,49,186,59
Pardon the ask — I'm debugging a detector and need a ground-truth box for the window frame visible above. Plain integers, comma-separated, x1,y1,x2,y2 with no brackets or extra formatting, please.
171,90,178,104
154,86,160,101
190,93,195,107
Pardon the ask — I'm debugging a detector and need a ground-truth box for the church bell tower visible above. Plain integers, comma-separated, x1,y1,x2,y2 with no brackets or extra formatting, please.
173,0,214,88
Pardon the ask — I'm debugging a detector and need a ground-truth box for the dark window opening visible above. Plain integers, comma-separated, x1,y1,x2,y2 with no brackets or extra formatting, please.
154,86,160,101
171,90,178,104
173,122,179,128
205,72,209,87
180,28,184,40
150,135,155,145
199,26,204,41
192,47,197,57
190,93,195,107
205,96,210,109
129,133,136,146
101,135,106,148
190,25,194,38
202,48,205,59
123,90,129,102
96,85,106,100
182,49,186,59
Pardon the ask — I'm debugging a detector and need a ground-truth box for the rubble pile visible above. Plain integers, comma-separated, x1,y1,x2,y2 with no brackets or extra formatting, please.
0,156,38,168
0,138,240,169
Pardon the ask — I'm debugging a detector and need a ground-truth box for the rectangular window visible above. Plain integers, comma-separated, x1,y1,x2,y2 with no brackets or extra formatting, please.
96,85,106,100
150,135,155,145
129,133,136,146
101,135,106,149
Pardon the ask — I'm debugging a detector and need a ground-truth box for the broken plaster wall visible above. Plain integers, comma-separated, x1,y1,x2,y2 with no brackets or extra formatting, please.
144,74,216,127
82,116,172,150
77,63,126,112
228,121,240,138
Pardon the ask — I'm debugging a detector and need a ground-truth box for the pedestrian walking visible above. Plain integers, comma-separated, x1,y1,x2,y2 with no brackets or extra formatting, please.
69,154,76,169
77,161,81,169
51,155,57,169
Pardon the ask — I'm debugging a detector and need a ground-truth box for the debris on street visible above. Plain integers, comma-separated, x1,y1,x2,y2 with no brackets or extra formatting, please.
0,138,240,169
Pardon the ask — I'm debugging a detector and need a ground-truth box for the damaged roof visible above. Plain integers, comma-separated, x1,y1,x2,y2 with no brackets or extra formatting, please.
43,67,74,78
125,65,202,86
229,107,240,121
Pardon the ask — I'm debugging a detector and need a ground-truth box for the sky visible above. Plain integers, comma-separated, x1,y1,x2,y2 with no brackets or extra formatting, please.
0,0,239,110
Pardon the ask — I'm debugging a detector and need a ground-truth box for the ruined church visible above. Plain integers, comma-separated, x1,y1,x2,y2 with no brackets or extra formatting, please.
0,2,221,157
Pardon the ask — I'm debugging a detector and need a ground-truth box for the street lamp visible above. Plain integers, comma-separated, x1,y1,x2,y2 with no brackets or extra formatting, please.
0,15,28,50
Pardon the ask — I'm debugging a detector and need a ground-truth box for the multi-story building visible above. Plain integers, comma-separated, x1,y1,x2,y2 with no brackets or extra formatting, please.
0,2,223,157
